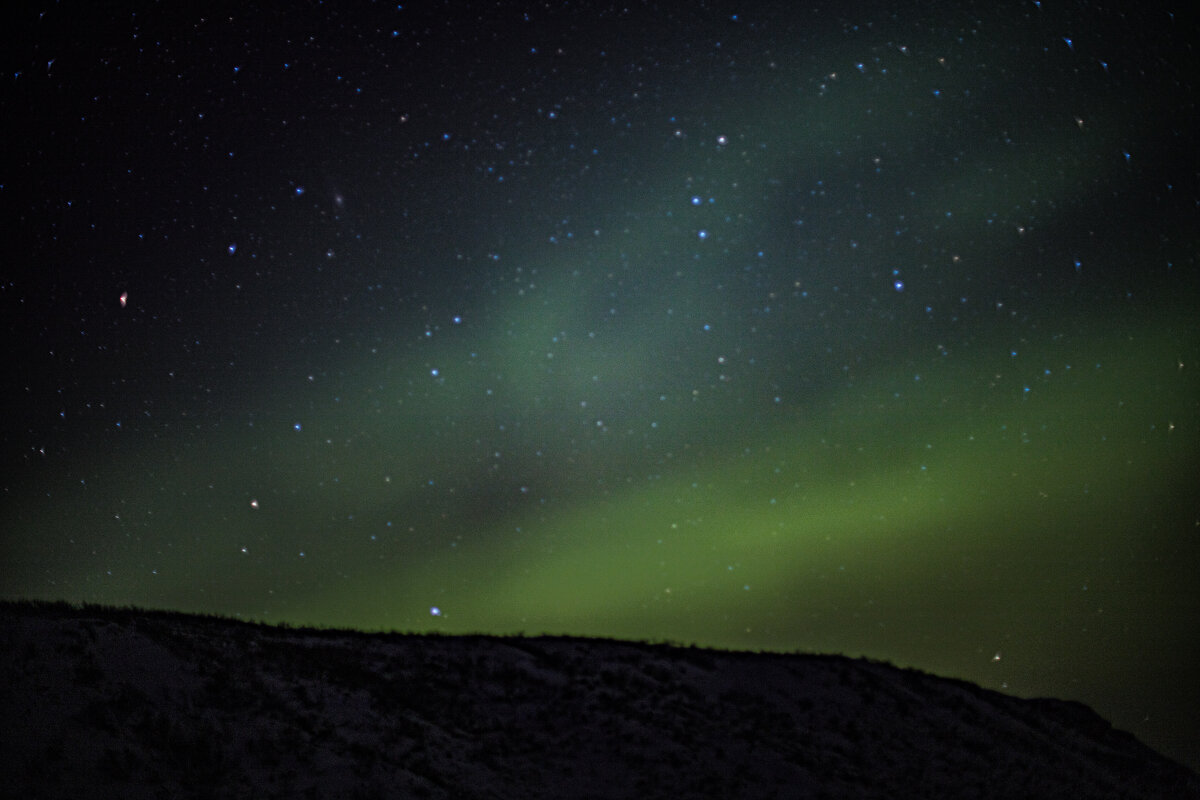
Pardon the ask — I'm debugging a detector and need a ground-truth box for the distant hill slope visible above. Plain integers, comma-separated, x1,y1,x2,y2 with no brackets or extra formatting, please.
1,602,1196,799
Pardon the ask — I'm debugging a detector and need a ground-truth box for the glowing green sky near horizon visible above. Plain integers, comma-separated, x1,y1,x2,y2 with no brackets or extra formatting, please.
3,1,1197,770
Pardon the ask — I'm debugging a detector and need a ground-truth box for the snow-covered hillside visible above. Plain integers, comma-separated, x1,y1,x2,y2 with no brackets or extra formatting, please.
1,602,1195,799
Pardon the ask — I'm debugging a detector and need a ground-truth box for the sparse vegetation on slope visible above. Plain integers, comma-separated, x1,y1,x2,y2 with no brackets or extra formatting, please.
1,601,1196,799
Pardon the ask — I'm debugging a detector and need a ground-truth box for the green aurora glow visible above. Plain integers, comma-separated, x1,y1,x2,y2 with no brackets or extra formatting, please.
3,0,1197,771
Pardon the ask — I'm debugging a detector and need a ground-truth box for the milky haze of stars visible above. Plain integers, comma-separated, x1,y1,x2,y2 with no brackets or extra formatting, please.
2,1,1197,771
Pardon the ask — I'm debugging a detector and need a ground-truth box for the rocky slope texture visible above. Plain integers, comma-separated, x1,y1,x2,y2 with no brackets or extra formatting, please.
1,601,1196,799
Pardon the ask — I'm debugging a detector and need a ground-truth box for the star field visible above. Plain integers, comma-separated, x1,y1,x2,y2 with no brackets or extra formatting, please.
2,1,1197,770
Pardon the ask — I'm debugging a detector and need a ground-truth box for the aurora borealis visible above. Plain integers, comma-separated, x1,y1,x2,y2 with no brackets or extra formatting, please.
3,1,1197,769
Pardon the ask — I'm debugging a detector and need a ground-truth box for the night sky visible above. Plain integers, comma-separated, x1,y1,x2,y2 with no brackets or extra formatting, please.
3,1,1198,769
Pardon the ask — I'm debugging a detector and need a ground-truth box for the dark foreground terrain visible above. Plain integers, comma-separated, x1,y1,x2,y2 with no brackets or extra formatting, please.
1,602,1195,799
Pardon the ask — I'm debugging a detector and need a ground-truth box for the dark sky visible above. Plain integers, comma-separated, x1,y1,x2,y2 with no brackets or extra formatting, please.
3,0,1198,770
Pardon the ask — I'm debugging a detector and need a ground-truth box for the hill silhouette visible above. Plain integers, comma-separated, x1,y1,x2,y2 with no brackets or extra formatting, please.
1,601,1196,799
